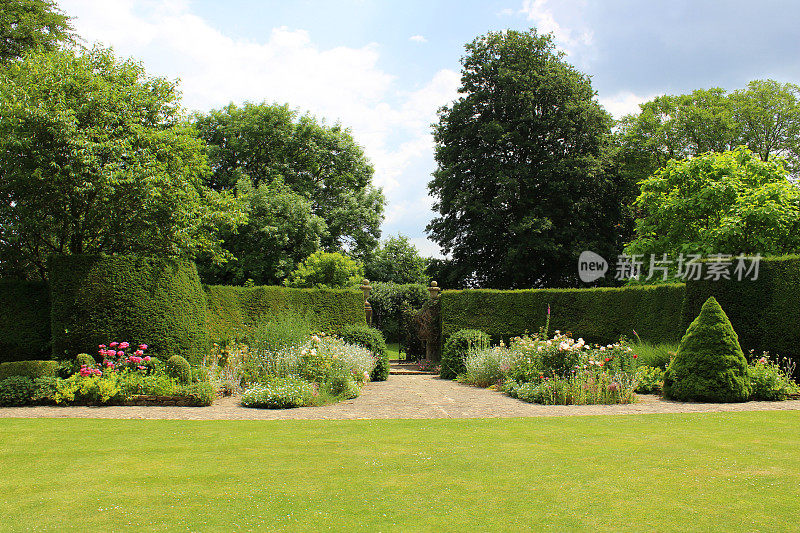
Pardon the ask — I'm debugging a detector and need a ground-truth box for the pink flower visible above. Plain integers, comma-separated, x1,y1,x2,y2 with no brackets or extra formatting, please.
117,350,124,357
135,350,144,356
99,344,106,349
144,356,151,362
137,365,145,370
139,344,148,350
110,342,118,348
119,342,130,349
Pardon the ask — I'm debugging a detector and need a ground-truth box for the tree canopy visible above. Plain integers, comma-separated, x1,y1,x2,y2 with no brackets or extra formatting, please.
0,0,75,63
193,102,385,258
0,46,241,279
284,251,363,289
364,235,428,285
625,147,800,258
427,29,623,288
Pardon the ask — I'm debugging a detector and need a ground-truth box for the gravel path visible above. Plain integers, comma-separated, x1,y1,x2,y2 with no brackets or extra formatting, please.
1,374,799,420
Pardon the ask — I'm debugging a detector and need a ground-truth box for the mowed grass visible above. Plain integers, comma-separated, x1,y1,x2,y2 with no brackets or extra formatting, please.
386,341,402,360
2,412,800,531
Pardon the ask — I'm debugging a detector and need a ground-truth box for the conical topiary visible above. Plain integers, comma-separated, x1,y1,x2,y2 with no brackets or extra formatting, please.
663,296,750,402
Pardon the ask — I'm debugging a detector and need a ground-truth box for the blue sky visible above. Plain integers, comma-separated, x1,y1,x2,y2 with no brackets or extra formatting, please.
59,0,800,257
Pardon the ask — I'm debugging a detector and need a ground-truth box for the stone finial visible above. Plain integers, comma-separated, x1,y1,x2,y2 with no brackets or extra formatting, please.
428,280,441,300
360,278,372,301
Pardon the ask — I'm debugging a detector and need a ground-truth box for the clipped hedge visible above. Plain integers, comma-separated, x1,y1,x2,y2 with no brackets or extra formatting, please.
682,255,800,363
0,360,60,380
49,255,209,365
0,280,51,362
205,284,366,344
441,284,686,345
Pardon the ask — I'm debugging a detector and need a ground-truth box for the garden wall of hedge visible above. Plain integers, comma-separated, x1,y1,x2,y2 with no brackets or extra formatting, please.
0,281,51,362
682,256,800,361
441,283,687,345
49,255,209,364
205,284,366,343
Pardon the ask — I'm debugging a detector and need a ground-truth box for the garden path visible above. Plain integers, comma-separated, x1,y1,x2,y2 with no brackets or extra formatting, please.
2,375,800,420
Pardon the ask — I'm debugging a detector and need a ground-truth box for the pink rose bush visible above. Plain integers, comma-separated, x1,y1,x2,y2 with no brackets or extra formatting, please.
97,342,155,375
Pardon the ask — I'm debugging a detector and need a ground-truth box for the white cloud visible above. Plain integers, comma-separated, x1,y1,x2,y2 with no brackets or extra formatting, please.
60,0,461,241
519,0,593,51
408,237,444,259
409,35,427,43
598,91,657,119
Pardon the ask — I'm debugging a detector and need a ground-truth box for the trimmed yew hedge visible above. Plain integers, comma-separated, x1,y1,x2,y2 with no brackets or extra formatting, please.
441,283,686,344
205,284,366,344
0,280,51,362
49,255,209,364
682,255,800,362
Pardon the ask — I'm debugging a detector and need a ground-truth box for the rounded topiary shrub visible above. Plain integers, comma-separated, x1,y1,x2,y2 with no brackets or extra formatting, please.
49,255,209,365
663,296,751,402
166,355,191,384
340,325,389,381
441,329,490,380
74,353,96,371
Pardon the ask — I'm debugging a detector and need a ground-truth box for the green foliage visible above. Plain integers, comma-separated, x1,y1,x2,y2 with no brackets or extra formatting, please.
505,372,637,405
339,324,389,381
204,284,365,344
285,251,363,289
53,373,124,405
748,356,799,401
631,342,676,369
0,0,75,62
165,355,191,384
0,280,50,362
626,147,800,258
194,102,384,257
241,376,316,409
0,376,36,405
74,353,95,369
0,46,241,279
441,284,686,345
462,346,512,388
427,29,622,288
175,381,215,406
441,329,490,380
634,366,665,394
664,297,751,402
682,255,800,369
369,282,428,342
246,311,313,353
49,255,209,364
0,360,59,380
364,235,428,284
197,178,326,286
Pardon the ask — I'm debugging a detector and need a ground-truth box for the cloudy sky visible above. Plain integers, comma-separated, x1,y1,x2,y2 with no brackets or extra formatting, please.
59,0,800,257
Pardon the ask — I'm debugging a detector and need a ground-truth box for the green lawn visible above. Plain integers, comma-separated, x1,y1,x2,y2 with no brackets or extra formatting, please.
2,412,800,531
386,341,402,360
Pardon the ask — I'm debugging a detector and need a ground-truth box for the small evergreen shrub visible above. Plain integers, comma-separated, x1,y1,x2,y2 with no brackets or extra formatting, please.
441,329,490,379
74,353,96,371
0,360,60,380
340,325,389,381
241,377,316,409
663,297,751,402
0,376,36,406
165,355,191,384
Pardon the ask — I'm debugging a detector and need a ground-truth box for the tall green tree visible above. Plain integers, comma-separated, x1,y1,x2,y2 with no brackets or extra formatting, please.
194,103,385,257
0,0,75,62
284,251,363,289
197,178,327,286
427,29,622,288
626,147,800,258
0,47,241,279
364,235,428,284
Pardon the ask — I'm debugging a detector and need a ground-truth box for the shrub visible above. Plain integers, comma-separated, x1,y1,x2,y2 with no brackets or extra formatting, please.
204,284,366,344
53,374,124,405
176,381,215,406
631,342,675,369
32,377,58,404
463,346,513,388
0,360,60,380
49,255,209,364
0,376,36,406
74,353,96,371
441,329,490,379
340,325,389,381
120,373,179,397
165,355,191,384
748,355,799,401
663,297,751,402
441,284,685,345
634,366,665,394
284,251,363,289
0,280,51,362
241,377,316,408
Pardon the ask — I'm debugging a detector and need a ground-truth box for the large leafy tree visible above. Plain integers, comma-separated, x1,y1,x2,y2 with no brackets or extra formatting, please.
284,251,363,289
427,29,622,288
0,0,75,62
626,147,800,258
616,80,800,184
197,178,327,286
194,103,385,258
364,235,428,284
0,47,241,279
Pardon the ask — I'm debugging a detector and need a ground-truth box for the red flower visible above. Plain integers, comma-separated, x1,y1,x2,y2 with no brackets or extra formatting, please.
604,357,610,362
